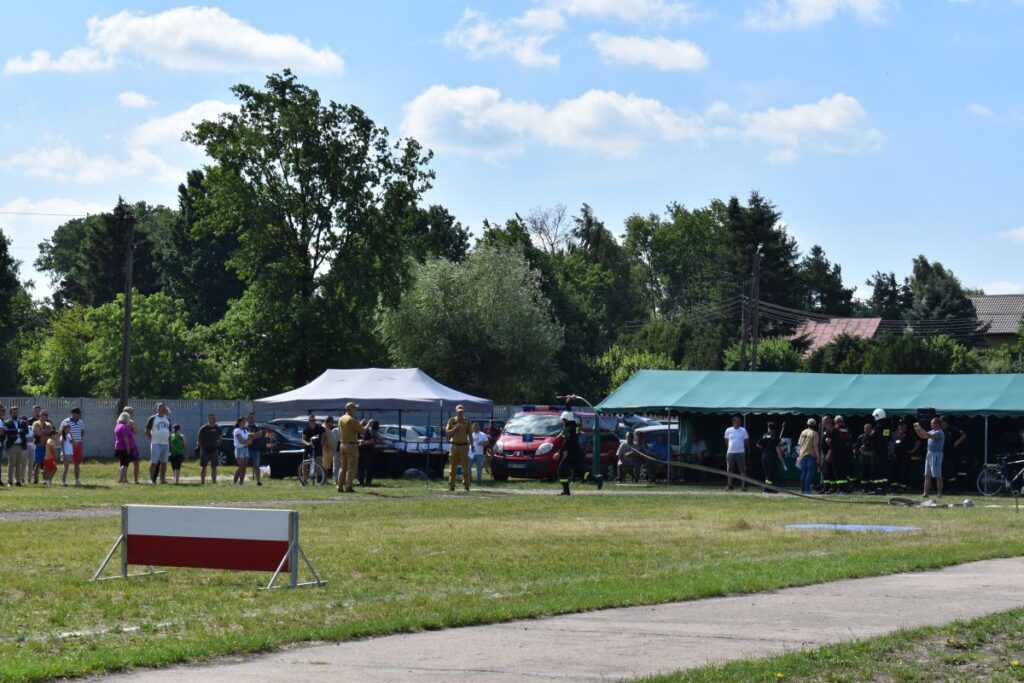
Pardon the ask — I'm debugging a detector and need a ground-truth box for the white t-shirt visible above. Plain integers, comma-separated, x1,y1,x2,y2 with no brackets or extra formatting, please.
471,431,489,456
148,414,172,445
724,426,748,454
233,427,249,450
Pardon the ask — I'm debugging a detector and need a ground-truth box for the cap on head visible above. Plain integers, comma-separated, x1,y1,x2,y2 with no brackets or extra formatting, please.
344,402,358,410
455,405,465,413
872,408,886,421
834,415,845,423
560,411,575,422
807,418,816,427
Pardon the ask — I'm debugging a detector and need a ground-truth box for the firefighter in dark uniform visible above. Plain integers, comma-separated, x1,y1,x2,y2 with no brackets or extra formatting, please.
888,419,916,492
825,415,852,494
856,422,877,494
554,412,602,495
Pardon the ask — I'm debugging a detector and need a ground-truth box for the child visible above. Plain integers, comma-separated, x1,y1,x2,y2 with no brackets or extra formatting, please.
59,425,74,487
43,427,59,485
169,424,187,485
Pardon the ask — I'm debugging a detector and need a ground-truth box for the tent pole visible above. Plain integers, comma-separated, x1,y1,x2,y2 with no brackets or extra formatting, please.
984,416,989,466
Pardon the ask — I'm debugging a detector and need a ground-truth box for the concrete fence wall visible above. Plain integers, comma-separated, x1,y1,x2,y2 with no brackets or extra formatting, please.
0,397,522,459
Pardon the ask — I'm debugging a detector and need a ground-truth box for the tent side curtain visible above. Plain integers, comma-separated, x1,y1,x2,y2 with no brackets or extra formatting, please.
596,370,1024,417
253,368,493,414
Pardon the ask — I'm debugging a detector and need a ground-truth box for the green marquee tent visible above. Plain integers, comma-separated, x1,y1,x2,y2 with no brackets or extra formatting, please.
596,370,1024,417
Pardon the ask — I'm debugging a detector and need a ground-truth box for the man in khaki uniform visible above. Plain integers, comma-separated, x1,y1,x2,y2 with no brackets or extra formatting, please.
446,404,473,491
337,403,361,493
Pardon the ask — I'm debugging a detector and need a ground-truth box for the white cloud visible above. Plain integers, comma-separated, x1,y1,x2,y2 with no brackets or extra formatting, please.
444,1,696,67
998,227,1024,243
550,0,697,23
128,100,238,148
4,7,344,75
725,92,885,162
2,141,180,184
118,91,157,108
589,33,709,71
3,99,237,185
443,9,561,67
966,103,996,119
982,281,1024,295
402,86,881,163
745,0,888,29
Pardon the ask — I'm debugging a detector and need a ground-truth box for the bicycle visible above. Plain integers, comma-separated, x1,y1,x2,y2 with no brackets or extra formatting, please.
976,454,1024,497
297,437,326,487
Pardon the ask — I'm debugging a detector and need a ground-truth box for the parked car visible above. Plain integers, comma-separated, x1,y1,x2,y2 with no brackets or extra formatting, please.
631,422,694,482
206,422,306,478
490,406,620,481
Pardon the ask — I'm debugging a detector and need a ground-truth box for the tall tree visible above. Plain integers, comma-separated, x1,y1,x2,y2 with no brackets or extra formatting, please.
0,229,31,392
406,204,470,263
160,169,245,325
905,256,985,344
186,70,433,388
865,271,912,319
380,244,563,402
797,244,854,315
36,199,171,308
718,192,803,311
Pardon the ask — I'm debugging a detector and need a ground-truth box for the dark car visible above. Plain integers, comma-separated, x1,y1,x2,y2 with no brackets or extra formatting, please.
206,422,306,478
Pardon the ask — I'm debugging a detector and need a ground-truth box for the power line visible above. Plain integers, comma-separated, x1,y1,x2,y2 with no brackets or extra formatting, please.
0,211,89,218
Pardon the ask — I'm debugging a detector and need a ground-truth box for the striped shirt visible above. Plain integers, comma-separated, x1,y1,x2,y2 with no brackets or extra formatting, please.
60,417,85,443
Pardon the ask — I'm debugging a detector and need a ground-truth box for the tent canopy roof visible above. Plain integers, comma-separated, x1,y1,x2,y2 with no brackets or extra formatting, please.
596,370,1024,417
253,368,492,413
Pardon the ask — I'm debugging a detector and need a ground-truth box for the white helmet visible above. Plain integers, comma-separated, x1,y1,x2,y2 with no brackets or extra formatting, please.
560,411,576,422
872,408,887,421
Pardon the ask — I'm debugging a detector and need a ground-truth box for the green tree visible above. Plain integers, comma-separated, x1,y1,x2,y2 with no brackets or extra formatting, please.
806,334,872,373
865,271,912,319
798,245,854,315
595,345,676,396
724,336,803,372
407,204,470,263
719,192,803,311
36,199,173,308
160,169,245,325
186,70,433,388
861,333,978,374
19,306,93,396
380,245,563,403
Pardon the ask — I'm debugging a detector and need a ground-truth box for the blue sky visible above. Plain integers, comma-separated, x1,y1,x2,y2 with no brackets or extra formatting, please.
1,0,1022,300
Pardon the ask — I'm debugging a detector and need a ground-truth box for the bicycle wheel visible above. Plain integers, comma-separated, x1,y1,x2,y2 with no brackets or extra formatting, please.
976,467,1003,497
297,460,325,487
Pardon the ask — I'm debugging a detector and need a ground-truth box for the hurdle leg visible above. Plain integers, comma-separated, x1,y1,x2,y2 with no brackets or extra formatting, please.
91,535,124,582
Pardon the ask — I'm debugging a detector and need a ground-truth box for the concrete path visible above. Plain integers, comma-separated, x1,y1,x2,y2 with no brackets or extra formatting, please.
95,556,1024,683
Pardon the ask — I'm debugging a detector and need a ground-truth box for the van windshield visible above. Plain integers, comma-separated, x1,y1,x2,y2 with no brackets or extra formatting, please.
503,414,563,437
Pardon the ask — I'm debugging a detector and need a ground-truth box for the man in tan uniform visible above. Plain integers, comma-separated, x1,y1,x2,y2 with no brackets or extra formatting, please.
337,403,361,493
446,404,473,491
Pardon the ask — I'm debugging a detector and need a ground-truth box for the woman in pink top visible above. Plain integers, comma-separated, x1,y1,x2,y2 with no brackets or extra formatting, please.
114,411,139,484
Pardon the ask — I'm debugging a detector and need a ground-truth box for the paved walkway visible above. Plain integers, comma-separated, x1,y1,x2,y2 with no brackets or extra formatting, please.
95,556,1024,682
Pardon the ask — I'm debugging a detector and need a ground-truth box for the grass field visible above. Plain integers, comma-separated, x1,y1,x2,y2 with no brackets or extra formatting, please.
2,462,1024,681
640,608,1024,682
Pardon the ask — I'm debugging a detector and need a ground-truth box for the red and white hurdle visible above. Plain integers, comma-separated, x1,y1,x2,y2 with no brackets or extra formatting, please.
91,505,324,589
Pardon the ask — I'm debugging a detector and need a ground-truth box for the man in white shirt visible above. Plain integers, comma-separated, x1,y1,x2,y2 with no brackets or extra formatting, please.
470,422,490,484
145,403,172,484
723,414,749,492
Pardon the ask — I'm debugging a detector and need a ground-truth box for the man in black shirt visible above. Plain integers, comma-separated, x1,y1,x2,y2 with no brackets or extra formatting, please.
757,421,783,492
301,415,326,467
554,412,602,495
196,413,222,484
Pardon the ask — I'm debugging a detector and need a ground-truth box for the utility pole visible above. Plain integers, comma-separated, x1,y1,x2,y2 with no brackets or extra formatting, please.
750,242,764,371
118,206,135,413
738,295,749,371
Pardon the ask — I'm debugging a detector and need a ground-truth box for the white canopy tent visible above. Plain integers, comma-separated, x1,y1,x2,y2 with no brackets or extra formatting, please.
253,367,492,414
